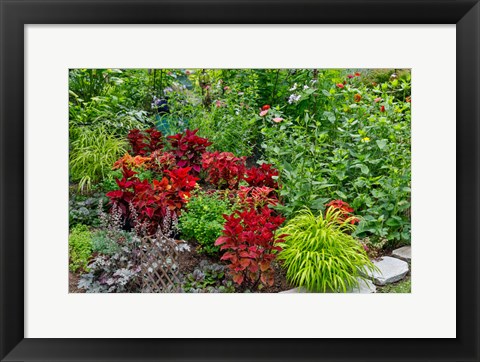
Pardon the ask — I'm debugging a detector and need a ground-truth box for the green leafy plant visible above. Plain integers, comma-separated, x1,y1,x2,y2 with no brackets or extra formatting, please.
178,191,234,255
276,208,376,292
69,188,109,229
69,224,93,273
181,260,235,293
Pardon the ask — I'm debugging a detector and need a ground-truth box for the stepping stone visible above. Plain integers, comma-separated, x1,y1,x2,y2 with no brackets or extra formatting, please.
391,246,411,262
279,278,376,293
348,278,376,293
279,287,308,293
361,256,409,285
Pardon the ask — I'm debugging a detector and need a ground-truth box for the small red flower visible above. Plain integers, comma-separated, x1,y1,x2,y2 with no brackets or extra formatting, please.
262,105,271,111
406,96,411,103
354,94,362,102
380,105,386,112
336,83,344,89
355,72,361,76
347,74,354,79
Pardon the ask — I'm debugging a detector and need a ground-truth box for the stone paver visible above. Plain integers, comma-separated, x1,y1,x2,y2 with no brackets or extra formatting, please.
361,256,409,285
348,278,376,293
279,277,376,293
391,246,411,262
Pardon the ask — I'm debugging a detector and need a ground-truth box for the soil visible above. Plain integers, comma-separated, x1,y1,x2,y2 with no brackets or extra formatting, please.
69,272,84,293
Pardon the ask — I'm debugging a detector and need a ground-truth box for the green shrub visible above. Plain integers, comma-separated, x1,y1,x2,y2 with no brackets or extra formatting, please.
178,191,234,255
276,208,376,292
260,71,411,246
69,224,93,273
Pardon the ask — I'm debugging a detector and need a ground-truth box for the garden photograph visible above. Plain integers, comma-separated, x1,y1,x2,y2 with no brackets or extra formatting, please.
68,68,412,294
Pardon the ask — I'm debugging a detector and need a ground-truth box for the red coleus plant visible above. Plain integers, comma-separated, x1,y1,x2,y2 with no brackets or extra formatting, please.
167,129,212,175
245,163,279,189
149,150,177,175
215,206,286,288
127,128,163,156
202,151,247,189
105,165,139,226
325,199,360,224
106,160,198,234
237,186,278,210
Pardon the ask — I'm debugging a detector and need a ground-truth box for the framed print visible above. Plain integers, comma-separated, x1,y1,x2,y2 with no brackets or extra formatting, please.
1,0,479,361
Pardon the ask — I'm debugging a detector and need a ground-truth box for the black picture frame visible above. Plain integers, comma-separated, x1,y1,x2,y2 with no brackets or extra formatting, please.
1,1,479,361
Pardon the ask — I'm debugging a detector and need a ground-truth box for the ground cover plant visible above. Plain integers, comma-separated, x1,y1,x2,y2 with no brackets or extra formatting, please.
69,68,411,293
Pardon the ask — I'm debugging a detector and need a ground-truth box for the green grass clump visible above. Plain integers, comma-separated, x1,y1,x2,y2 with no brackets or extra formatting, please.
69,126,127,192
276,208,377,292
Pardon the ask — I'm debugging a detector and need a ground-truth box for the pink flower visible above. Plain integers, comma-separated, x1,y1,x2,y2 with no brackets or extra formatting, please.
272,117,283,123
347,74,354,79
224,86,230,91
185,70,191,75
259,110,269,117
216,100,222,108
336,83,344,88
374,97,382,103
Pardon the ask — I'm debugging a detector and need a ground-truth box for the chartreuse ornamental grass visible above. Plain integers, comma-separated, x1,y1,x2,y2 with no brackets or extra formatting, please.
276,208,377,292
69,126,127,192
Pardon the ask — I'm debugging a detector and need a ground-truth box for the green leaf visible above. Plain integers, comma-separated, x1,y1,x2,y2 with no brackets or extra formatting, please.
376,139,387,150
324,111,336,124
360,164,369,175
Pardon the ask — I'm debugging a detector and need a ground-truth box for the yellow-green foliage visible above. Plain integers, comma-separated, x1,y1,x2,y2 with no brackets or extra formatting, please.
69,126,127,192
276,208,376,292
69,224,93,273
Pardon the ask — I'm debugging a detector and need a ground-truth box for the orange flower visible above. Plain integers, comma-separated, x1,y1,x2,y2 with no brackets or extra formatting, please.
354,94,362,102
